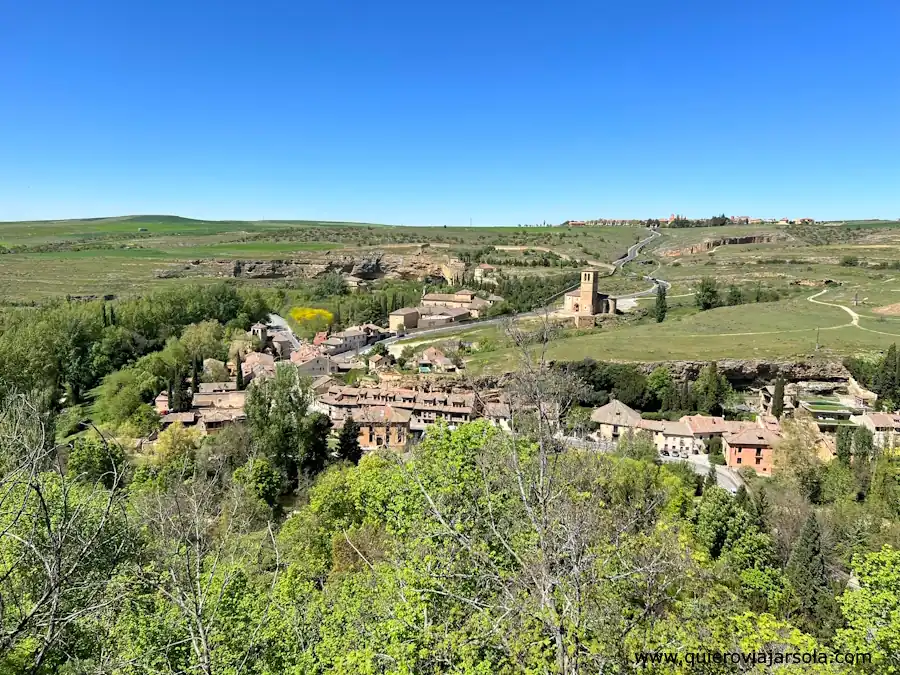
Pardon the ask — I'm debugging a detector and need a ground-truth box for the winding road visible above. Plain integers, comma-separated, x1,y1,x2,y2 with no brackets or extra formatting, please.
354,227,669,354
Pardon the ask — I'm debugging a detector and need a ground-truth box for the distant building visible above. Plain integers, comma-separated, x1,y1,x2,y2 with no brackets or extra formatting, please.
242,352,276,383
418,346,458,373
849,413,900,450
290,345,338,376
389,307,420,332
473,263,498,283
421,289,497,318
562,270,617,327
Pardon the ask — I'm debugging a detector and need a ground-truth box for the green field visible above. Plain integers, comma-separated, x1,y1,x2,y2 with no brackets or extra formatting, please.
0,215,649,301
5,215,900,368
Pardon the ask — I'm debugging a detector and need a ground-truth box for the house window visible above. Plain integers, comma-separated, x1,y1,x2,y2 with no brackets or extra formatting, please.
755,457,762,465
736,457,742,464
756,448,763,456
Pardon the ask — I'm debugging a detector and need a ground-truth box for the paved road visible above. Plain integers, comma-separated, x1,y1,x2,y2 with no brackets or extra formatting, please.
267,313,301,350
660,454,743,492
361,228,670,353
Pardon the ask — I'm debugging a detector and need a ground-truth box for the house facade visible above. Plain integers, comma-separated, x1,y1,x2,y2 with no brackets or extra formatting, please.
590,400,642,440
724,427,780,476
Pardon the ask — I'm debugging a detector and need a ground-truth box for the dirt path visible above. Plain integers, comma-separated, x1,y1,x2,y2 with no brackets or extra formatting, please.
807,289,900,337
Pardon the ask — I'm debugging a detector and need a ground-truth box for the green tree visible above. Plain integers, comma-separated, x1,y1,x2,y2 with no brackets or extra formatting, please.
236,354,245,390
726,284,743,306
646,366,676,411
771,376,785,418
67,433,126,489
234,456,281,506
836,426,853,465
785,514,834,636
244,364,313,486
654,284,667,323
836,545,900,673
695,277,720,310
179,320,225,364
337,417,363,464
853,425,875,460
694,361,732,415
707,435,726,464
302,412,332,477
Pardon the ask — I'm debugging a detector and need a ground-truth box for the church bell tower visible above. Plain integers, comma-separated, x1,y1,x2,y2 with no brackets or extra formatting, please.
579,270,599,315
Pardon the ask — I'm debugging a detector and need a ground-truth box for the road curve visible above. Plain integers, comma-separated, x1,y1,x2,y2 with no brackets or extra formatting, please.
353,228,670,354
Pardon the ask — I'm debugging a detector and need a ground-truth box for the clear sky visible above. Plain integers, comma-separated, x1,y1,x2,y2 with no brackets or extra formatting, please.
1,0,898,225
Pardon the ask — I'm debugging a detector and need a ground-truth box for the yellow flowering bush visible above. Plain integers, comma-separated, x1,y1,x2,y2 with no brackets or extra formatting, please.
289,307,334,324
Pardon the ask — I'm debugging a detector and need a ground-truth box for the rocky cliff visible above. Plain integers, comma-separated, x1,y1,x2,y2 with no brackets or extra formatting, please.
662,234,783,257
635,359,849,388
155,250,448,281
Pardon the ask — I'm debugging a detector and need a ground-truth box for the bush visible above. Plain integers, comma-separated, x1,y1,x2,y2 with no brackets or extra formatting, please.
840,255,859,267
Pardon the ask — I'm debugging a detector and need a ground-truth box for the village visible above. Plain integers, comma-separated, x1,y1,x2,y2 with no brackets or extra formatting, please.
150,298,899,484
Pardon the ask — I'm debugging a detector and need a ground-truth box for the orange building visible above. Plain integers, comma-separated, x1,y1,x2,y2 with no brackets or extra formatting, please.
723,427,780,476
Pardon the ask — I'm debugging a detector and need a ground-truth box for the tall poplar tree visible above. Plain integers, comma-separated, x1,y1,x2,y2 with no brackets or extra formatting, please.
654,284,667,323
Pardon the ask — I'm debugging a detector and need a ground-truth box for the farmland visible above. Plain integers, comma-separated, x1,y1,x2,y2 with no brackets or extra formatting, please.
0,215,645,302
4,214,900,367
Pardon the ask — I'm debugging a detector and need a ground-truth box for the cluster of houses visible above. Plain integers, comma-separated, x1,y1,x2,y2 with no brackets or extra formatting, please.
589,400,783,476
590,389,898,476
388,289,504,333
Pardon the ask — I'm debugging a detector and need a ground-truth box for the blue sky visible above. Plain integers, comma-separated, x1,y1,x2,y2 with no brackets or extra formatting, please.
1,0,898,225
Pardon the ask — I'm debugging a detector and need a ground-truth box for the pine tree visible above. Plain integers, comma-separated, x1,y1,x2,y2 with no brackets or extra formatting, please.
771,376,785,418
785,514,833,635
108,305,116,325
101,304,108,327
338,417,363,464
654,285,667,323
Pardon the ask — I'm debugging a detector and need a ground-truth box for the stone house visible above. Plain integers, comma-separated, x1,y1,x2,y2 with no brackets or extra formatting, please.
590,400,642,440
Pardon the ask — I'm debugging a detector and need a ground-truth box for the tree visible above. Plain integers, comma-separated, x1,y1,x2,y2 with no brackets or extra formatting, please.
233,456,281,506
704,464,719,493
169,372,192,413
301,412,332,477
191,357,200,393
695,277,720,311
67,432,126,489
244,364,313,487
726,284,743,306
836,545,900,673
853,425,875,461
337,417,363,464
179,320,225,364
694,362,731,415
836,426,853,465
0,394,133,672
785,514,834,636
236,354,245,390
707,435,725,464
155,421,202,467
646,366,676,411
771,376,785,418
654,284,667,323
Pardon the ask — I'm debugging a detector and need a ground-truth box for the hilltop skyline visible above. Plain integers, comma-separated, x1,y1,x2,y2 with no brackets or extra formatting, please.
1,0,898,224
